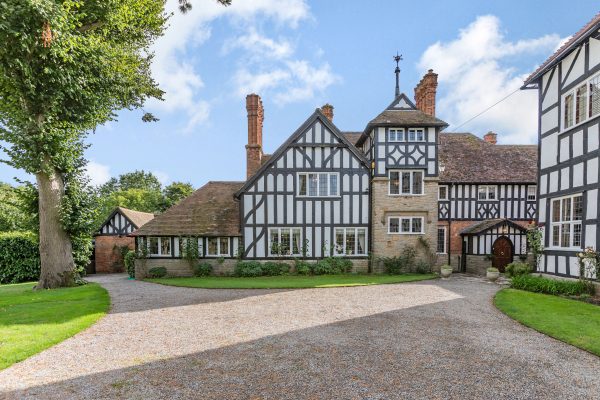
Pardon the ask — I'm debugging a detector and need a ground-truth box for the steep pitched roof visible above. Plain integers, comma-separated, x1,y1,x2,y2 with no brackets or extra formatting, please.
235,109,369,197
116,207,155,229
341,131,362,146
460,219,528,236
523,13,600,87
439,133,537,183
131,181,244,237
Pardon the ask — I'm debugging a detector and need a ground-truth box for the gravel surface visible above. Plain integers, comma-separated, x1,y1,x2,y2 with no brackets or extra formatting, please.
1,274,599,399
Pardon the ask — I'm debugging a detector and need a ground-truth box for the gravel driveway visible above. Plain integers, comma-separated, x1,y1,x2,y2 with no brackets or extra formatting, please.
1,274,599,399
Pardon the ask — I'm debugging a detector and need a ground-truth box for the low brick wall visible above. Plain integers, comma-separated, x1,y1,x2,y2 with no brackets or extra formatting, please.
135,258,370,279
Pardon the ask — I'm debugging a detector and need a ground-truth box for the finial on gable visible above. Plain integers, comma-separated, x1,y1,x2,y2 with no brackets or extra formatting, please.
394,52,403,98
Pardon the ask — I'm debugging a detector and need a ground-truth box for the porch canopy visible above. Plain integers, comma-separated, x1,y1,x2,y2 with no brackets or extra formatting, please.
460,218,529,256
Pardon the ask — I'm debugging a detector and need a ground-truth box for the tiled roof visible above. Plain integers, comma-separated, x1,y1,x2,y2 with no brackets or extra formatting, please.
117,207,155,229
341,131,362,146
461,218,529,235
523,12,600,86
367,109,448,128
131,181,243,237
439,133,537,183
261,153,272,166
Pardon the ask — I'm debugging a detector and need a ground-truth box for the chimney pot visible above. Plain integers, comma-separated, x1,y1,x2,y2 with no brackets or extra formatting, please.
246,94,264,179
321,104,334,121
483,131,497,145
414,69,438,117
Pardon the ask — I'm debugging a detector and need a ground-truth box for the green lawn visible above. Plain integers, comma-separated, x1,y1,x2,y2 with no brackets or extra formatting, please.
146,273,437,289
0,282,110,370
494,288,600,356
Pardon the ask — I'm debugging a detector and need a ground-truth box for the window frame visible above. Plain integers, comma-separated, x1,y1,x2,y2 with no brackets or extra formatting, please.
268,227,303,256
477,185,497,201
148,237,172,257
562,71,600,131
407,128,426,142
438,185,449,201
527,186,537,201
206,237,231,257
334,227,368,256
297,172,340,197
436,226,447,254
550,194,583,250
388,170,424,196
387,128,405,142
388,216,424,235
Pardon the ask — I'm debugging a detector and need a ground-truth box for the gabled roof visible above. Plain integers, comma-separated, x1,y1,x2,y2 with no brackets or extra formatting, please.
439,133,537,183
235,109,369,197
356,93,448,146
523,12,600,87
131,181,244,237
460,218,529,236
116,207,155,229
341,131,362,146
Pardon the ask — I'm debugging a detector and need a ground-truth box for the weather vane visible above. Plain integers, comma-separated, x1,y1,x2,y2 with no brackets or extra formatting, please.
394,52,403,97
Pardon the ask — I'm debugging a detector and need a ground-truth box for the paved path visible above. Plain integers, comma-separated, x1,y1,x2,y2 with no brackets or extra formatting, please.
1,274,599,399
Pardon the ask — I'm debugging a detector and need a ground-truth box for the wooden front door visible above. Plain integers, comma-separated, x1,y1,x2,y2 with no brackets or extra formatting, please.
492,236,512,272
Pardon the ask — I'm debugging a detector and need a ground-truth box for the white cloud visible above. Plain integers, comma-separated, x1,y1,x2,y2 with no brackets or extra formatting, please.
418,15,564,144
146,0,312,131
152,170,170,186
85,161,111,187
222,29,294,60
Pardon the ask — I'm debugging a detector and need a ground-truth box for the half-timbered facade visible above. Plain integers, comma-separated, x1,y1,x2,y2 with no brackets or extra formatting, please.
522,13,600,278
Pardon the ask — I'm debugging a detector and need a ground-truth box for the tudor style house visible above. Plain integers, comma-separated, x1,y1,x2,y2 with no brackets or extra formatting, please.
132,65,538,277
522,13,600,278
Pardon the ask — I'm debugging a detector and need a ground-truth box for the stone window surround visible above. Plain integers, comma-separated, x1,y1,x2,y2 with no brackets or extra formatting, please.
387,216,424,235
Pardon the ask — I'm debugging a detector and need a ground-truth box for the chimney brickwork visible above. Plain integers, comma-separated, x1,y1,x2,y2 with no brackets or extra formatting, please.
414,69,438,117
246,94,264,179
321,104,334,121
483,131,497,145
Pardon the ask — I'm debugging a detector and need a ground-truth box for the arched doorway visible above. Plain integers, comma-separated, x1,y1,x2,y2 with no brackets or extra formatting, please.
492,236,513,272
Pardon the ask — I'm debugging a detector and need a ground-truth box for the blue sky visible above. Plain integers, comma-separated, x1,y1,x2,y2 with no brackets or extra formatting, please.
1,1,599,188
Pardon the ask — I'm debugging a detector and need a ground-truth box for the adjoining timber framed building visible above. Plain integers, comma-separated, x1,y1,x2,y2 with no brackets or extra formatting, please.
132,65,538,277
522,13,600,278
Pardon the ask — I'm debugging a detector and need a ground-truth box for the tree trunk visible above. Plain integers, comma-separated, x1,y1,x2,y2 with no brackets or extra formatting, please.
36,168,76,289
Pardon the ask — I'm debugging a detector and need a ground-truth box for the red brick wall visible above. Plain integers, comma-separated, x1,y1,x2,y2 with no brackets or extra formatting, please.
95,235,134,273
438,220,479,256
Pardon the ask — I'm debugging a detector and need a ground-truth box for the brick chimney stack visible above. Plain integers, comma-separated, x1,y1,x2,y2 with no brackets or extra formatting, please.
321,104,334,121
246,94,264,179
414,69,438,117
483,131,497,145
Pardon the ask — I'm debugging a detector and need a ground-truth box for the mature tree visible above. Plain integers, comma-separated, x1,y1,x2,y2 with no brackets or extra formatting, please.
99,170,162,196
0,182,35,232
162,181,194,210
0,1,167,288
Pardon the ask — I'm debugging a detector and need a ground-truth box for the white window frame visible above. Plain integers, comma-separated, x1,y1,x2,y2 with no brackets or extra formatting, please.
147,237,171,257
478,185,497,201
550,194,583,250
388,216,424,235
268,227,302,256
438,185,449,200
527,186,537,201
388,170,424,196
387,128,405,142
436,226,447,254
407,128,425,142
334,227,368,256
206,237,230,257
177,237,203,258
297,172,340,197
562,71,600,132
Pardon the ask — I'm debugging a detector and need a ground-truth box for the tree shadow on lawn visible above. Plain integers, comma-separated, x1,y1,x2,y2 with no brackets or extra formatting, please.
3,290,598,400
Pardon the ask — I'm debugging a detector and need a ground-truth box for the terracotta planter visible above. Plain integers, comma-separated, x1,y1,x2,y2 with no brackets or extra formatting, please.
487,270,500,282
440,268,452,278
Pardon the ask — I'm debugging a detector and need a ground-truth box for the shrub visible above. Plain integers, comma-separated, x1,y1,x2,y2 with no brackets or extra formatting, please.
0,232,40,284
262,262,290,276
329,257,353,273
511,275,595,296
193,262,212,277
415,261,431,274
381,247,416,274
505,262,531,278
148,266,167,279
294,260,312,275
312,259,337,275
124,251,136,278
235,261,263,277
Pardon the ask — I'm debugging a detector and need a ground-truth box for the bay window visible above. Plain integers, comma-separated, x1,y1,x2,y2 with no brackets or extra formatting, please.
298,173,339,197
207,237,230,256
389,170,423,195
269,228,302,256
388,217,424,234
334,228,367,256
551,194,583,248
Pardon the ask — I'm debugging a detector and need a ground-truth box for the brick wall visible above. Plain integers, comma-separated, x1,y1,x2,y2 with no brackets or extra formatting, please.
371,177,439,272
95,235,134,273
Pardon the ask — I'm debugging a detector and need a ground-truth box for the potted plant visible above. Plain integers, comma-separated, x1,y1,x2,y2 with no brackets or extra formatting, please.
440,265,452,278
486,267,500,282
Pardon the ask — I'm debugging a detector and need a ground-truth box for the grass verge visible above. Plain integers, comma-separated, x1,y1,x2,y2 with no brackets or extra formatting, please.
494,288,600,356
0,282,110,370
146,274,437,289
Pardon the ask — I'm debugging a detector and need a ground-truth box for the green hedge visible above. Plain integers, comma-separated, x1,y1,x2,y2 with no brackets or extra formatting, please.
0,232,40,284
510,275,595,296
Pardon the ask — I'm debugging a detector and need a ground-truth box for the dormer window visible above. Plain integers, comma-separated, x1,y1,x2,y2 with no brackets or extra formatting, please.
387,128,404,142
